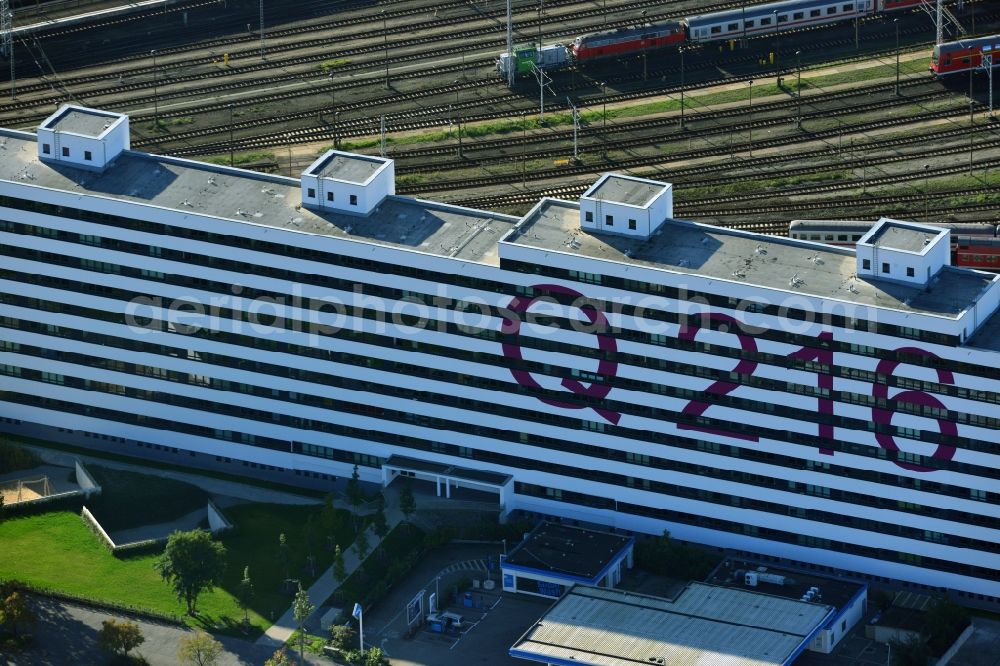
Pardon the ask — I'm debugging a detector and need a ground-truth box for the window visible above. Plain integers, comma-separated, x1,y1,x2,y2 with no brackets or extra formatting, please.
842,3,854,10
811,9,821,17
778,14,788,22
809,234,821,240
628,219,637,230
745,19,755,27
61,147,69,157
711,26,722,34
761,16,772,25
84,150,92,161
326,191,334,201
827,6,837,13
793,11,804,19
307,188,315,198
882,262,890,273
605,215,613,226
585,211,593,222
906,267,915,277
42,143,51,154
852,234,862,241
727,23,738,31
862,259,871,270
349,194,358,205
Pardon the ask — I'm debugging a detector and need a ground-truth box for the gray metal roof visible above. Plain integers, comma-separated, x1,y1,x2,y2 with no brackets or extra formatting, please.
586,174,666,207
0,131,516,265
968,307,1000,352
306,152,386,184
867,221,943,254
686,0,847,27
43,108,120,138
510,584,833,666
508,199,995,318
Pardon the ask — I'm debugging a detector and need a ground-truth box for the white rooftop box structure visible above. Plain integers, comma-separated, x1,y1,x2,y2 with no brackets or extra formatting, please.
856,218,950,286
300,150,395,217
580,173,672,238
37,105,129,172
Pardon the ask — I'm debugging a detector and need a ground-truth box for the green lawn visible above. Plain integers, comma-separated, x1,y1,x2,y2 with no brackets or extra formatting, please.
86,465,209,532
0,501,357,636
221,502,357,621
0,511,259,630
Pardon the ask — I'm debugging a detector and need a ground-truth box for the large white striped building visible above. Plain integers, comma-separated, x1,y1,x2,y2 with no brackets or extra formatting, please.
2,106,999,603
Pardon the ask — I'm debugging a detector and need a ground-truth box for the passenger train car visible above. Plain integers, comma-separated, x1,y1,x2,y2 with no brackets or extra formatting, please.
789,220,1000,270
498,0,928,76
931,35,1000,76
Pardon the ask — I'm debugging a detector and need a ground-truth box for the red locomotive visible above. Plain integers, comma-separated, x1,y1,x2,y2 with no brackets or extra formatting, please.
931,35,1000,76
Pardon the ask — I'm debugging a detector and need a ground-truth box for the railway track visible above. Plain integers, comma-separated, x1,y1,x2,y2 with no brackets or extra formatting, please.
446,102,988,209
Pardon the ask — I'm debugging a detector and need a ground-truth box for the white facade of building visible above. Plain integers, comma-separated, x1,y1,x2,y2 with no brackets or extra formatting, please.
1,109,999,605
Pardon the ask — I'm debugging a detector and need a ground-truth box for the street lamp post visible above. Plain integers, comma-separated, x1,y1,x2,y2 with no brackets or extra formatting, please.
796,50,802,129
773,11,781,87
680,48,685,130
455,80,463,157
601,81,607,128
923,163,930,218
228,103,234,167
381,10,389,88
894,19,900,96
748,79,753,156
150,49,159,128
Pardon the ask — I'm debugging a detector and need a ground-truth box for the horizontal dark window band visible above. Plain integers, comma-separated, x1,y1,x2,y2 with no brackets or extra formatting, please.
0,199,967,352
4,261,995,428
3,386,996,557
2,229,997,396
4,288,997,460
6,318,997,508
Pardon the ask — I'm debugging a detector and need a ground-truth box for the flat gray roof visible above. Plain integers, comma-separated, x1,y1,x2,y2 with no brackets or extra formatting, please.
0,131,516,264
308,152,385,184
868,222,943,253
504,522,632,580
511,584,832,666
43,108,120,138
509,200,993,318
587,175,664,207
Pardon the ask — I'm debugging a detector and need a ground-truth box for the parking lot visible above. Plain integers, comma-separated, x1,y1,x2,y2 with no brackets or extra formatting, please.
360,544,553,666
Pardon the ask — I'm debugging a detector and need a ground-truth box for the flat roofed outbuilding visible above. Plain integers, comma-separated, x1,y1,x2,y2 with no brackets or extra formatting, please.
42,107,123,138
510,584,834,666
506,199,994,318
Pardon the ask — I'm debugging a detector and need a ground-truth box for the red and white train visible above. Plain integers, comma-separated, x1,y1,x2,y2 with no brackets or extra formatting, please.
789,220,1000,270
571,0,926,63
931,35,1000,76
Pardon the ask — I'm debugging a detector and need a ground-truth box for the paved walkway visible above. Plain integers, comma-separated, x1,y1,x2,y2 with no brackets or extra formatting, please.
256,483,407,649
24,445,323,506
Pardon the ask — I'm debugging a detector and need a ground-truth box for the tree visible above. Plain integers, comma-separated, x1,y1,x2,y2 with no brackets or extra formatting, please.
346,464,364,529
890,634,929,666
97,618,144,656
320,494,343,551
399,479,416,525
0,591,37,638
364,646,386,666
355,527,371,561
293,583,315,666
304,516,318,577
177,629,223,666
264,648,294,666
154,529,227,616
236,566,253,624
923,598,970,655
372,494,389,559
333,545,347,583
277,532,291,585
329,624,355,652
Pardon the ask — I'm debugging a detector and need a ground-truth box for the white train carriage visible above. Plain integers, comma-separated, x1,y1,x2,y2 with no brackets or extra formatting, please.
685,0,876,44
